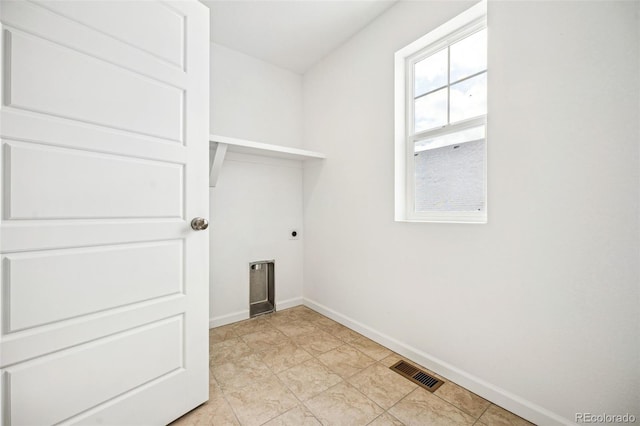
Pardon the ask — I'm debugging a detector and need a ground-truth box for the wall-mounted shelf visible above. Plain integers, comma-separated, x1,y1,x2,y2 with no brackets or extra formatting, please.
209,134,325,187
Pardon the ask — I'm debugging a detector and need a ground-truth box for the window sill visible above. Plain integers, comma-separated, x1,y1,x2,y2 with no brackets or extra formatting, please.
395,212,487,224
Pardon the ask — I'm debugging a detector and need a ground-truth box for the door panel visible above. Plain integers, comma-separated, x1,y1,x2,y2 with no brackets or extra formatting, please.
5,142,183,220
6,29,184,142
6,317,183,425
0,0,209,424
0,296,186,368
34,1,185,68
4,241,183,332
1,0,186,86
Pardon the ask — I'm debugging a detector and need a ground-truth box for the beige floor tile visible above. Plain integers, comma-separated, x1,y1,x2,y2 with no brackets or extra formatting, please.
292,329,344,356
277,358,342,401
265,313,301,329
317,345,376,379
282,305,308,314
477,404,534,426
209,324,239,344
348,363,417,409
168,404,210,426
232,316,274,336
223,376,298,426
267,309,292,317
212,353,273,389
434,381,490,418
262,404,321,426
242,327,291,351
273,320,320,337
348,336,393,361
209,381,223,397
318,322,362,343
368,412,406,426
305,382,384,425
259,340,314,373
389,388,475,426
208,368,218,386
208,384,241,425
169,384,239,426
287,306,324,321
379,354,404,368
210,337,253,364
309,315,339,329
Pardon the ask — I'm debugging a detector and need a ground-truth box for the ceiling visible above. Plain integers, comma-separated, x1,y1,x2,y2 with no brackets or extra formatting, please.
201,0,397,74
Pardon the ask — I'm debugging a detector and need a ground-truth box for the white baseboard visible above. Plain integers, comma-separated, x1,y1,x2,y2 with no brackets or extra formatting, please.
303,298,571,426
276,296,304,311
209,309,249,328
209,297,304,329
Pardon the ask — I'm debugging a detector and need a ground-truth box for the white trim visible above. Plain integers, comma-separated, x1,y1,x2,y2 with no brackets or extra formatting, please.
209,309,249,328
394,52,408,221
208,297,303,329
275,297,304,311
303,298,573,426
395,1,487,223
415,137,484,153
401,210,487,224
413,115,486,143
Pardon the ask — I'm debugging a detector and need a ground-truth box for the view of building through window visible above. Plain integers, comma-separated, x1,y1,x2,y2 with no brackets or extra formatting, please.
410,25,487,217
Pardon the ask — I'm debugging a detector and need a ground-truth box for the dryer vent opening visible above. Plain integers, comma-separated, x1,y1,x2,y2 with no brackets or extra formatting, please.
249,260,275,317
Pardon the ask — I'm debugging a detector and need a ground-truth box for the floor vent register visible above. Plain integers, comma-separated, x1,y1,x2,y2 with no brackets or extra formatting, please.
390,360,444,392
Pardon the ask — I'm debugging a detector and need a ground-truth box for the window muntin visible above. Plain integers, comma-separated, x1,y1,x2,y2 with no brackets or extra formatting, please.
414,48,447,97
412,28,487,134
415,88,448,132
394,2,487,223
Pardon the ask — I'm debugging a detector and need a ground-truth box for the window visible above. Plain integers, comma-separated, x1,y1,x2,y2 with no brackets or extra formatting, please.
395,2,487,223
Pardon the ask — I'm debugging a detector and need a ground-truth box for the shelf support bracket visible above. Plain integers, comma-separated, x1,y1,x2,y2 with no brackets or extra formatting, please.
209,142,228,187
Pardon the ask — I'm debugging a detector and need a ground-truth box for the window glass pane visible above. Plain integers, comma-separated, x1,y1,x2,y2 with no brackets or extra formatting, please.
450,28,487,82
415,125,484,152
450,72,486,123
414,139,485,212
414,88,447,133
414,49,447,97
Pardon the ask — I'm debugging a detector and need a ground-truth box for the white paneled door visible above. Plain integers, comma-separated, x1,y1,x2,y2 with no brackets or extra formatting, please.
0,1,210,424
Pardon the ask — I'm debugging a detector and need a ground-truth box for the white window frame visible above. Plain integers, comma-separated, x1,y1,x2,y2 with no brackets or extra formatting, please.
394,1,487,223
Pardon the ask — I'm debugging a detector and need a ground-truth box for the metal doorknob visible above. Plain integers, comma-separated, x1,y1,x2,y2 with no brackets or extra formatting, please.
191,217,209,230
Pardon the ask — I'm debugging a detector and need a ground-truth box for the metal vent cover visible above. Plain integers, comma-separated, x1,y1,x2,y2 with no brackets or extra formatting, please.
390,360,444,392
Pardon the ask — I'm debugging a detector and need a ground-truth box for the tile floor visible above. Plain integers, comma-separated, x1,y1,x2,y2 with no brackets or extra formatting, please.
171,306,534,426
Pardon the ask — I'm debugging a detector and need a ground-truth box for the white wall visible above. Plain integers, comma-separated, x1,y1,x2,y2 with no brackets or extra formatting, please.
302,1,640,424
209,43,304,325
210,43,303,148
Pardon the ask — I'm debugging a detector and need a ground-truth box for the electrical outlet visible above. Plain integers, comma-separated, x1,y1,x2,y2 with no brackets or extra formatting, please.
289,230,300,240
